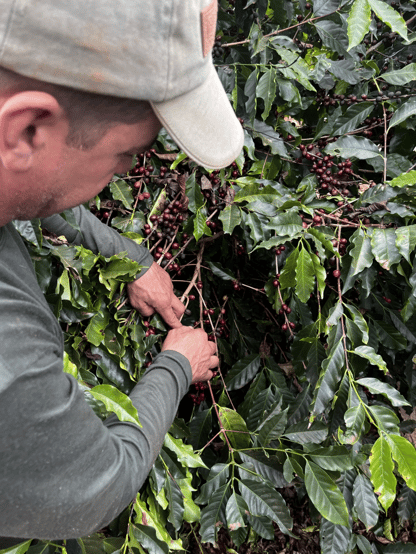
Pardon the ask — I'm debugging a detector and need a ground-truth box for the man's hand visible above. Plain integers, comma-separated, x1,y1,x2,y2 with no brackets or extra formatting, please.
162,327,219,383
127,262,185,328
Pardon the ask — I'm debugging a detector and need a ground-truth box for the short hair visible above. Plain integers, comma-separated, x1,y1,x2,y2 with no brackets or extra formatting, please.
0,66,152,150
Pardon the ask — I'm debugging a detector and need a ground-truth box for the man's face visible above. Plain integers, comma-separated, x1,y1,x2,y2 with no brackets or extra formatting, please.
13,110,162,220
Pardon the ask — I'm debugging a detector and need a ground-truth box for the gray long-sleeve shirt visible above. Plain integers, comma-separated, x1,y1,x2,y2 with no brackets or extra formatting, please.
0,207,191,541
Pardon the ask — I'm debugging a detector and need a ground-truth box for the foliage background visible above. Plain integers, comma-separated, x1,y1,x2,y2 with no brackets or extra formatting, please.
6,0,416,553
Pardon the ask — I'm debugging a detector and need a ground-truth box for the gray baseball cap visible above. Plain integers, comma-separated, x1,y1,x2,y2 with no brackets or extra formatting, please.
0,0,244,169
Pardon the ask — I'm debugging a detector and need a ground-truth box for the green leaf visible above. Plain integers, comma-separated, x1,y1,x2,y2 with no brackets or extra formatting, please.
199,483,231,543
185,172,204,213
371,228,401,270
353,345,388,374
315,20,349,57
219,204,241,235
332,103,374,136
284,420,328,444
347,0,371,50
196,464,230,505
207,261,236,282
0,541,32,554
164,434,207,469
395,225,416,263
345,304,369,344
239,479,293,533
239,450,288,488
130,523,169,554
257,407,289,445
390,171,416,189
398,485,416,523
256,67,277,121
357,378,410,407
249,120,288,157
383,64,416,86
267,211,304,238
193,208,212,242
109,180,133,209
63,351,78,379
370,436,396,511
368,0,408,40
165,474,184,530
325,136,381,160
218,406,251,449
320,518,351,554
234,183,280,204
369,405,400,435
279,247,299,290
312,339,345,415
226,492,248,532
309,446,353,472
387,435,416,491
350,229,374,276
353,474,379,529
89,384,141,426
343,404,366,445
388,99,416,130
224,354,261,390
295,246,315,303
305,461,349,526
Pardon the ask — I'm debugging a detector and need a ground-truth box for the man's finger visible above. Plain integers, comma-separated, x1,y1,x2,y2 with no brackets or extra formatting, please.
209,355,219,369
209,341,218,355
137,302,154,317
172,294,186,317
159,306,183,328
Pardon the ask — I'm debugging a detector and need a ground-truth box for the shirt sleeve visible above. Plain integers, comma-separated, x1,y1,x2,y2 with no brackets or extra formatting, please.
0,348,192,540
41,205,154,278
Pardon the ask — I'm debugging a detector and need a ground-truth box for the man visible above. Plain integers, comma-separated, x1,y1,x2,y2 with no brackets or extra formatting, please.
0,0,244,546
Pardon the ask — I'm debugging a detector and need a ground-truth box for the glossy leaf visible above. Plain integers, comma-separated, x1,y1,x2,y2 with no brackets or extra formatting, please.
304,461,349,526
353,345,388,373
164,434,207,469
218,407,251,449
225,492,248,532
199,483,231,544
225,354,261,390
353,474,379,529
284,420,328,444
90,384,141,426
239,479,293,533
320,517,352,554
295,246,315,302
312,339,345,415
383,64,416,86
109,180,133,210
219,204,241,235
389,99,416,130
347,0,371,50
357,377,410,407
371,228,401,270
370,436,397,512
368,0,408,39
350,229,374,276
309,446,353,472
387,434,416,491
325,136,381,160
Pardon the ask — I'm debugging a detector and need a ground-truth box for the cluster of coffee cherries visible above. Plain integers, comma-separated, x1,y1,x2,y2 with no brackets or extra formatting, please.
279,302,295,332
142,320,158,337
189,381,208,406
300,144,355,197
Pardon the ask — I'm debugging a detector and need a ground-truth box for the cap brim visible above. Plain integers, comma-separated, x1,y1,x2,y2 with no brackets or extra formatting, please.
150,64,244,170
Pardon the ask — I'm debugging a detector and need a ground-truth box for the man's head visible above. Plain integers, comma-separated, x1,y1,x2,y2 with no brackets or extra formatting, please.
0,0,244,169
0,67,162,223
0,65,153,151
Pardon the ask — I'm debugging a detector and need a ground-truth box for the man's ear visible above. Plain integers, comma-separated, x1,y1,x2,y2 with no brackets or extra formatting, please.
0,91,67,172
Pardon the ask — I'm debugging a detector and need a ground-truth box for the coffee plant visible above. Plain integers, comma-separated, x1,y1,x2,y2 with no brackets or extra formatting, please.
6,0,416,553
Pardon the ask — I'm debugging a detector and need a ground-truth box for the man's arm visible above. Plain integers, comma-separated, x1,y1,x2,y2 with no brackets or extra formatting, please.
41,206,185,326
